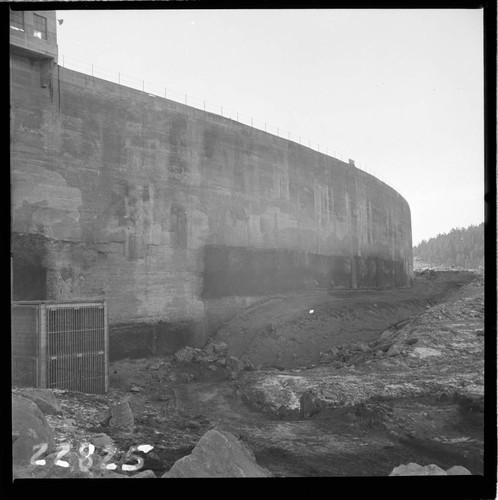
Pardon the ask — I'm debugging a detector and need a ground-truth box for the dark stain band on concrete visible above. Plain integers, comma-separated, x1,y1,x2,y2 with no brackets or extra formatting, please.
202,245,412,299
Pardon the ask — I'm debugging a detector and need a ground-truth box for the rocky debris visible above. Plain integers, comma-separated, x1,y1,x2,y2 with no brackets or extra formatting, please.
387,343,403,357
240,374,305,418
132,469,157,478
41,450,82,476
300,390,322,418
404,337,418,346
174,346,195,363
414,268,437,279
123,394,145,417
14,450,86,479
156,342,254,381
226,356,245,380
153,386,176,404
173,344,243,379
91,433,115,449
130,385,144,393
410,347,442,359
389,463,447,476
446,465,472,475
359,343,370,352
241,356,255,371
12,395,55,466
240,340,485,416
379,329,395,341
100,470,130,479
162,429,272,477
377,342,394,353
178,373,195,384
204,341,229,357
17,389,63,416
329,346,340,356
190,348,204,361
179,419,203,431
106,400,135,430
11,269,482,479
202,353,218,363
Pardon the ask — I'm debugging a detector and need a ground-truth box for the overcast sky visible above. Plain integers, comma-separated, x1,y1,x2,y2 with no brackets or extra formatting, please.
55,8,484,246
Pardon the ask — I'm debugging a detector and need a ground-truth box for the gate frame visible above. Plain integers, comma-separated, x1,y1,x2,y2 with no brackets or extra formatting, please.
11,299,109,394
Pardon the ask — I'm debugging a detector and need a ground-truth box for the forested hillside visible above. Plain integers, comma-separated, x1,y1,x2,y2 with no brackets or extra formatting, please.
413,223,484,269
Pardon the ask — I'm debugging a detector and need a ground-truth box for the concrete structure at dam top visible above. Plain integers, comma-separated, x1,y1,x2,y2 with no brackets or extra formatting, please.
10,10,413,358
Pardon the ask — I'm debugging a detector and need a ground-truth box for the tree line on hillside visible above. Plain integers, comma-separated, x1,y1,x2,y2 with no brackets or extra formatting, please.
413,223,484,269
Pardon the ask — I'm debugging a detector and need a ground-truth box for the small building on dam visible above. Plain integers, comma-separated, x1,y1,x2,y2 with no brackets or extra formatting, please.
10,10,413,359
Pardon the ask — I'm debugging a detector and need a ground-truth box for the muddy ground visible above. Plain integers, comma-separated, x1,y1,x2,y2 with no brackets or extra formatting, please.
12,267,484,478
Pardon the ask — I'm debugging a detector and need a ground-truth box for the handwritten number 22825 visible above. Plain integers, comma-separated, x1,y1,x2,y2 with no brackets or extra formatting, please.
30,442,152,472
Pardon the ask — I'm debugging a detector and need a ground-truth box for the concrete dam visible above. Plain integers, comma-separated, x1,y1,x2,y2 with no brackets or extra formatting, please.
10,10,413,360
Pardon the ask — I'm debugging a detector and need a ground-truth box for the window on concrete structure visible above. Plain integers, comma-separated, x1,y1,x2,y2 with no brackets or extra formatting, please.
33,14,47,40
10,10,24,31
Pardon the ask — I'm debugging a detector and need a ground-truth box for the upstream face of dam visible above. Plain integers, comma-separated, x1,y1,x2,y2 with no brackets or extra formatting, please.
10,10,413,359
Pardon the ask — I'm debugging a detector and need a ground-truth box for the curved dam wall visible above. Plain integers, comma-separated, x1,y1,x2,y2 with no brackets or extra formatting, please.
10,52,413,358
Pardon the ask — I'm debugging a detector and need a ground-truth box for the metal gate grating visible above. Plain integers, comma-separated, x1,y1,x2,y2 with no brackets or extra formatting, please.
11,304,39,387
11,300,108,394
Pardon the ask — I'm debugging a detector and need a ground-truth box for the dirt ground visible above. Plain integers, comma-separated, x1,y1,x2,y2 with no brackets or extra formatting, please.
214,268,476,369
12,267,484,478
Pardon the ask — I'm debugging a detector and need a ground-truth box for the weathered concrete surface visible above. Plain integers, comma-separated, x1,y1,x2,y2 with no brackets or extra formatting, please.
10,33,413,355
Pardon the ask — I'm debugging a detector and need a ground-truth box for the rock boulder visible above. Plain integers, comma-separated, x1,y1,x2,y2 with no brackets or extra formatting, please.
174,347,195,363
162,429,272,478
123,394,145,417
204,341,229,357
18,389,63,416
12,395,55,466
300,390,322,418
389,463,447,476
446,465,472,475
109,400,134,430
387,343,403,357
226,356,245,380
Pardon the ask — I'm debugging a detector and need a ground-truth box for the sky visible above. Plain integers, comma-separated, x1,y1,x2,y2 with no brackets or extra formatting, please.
55,8,484,246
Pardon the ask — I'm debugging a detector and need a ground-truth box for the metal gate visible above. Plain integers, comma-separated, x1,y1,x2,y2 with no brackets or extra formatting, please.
11,303,39,387
11,300,108,394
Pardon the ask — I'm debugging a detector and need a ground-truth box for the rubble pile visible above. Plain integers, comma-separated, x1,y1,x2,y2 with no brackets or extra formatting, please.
172,342,254,380
11,269,484,478
241,270,484,419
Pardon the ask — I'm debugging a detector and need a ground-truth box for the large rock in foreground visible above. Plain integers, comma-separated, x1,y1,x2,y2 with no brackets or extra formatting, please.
445,465,472,475
12,395,55,466
17,389,63,416
162,429,272,478
389,463,447,476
